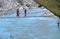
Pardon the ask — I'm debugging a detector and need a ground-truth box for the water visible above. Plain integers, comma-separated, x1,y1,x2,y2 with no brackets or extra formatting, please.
0,17,60,39
0,7,60,39
0,7,49,17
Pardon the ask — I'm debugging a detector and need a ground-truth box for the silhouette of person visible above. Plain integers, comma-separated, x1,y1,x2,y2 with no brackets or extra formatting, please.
16,8,20,16
57,18,60,27
23,7,27,17
24,9,26,17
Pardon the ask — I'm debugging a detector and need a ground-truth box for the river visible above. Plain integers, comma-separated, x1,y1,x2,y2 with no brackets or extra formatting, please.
0,17,60,39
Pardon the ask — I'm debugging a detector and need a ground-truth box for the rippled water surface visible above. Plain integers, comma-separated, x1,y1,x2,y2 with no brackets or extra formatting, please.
0,17,60,39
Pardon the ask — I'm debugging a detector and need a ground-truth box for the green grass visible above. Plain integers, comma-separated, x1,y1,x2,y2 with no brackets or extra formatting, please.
35,0,60,17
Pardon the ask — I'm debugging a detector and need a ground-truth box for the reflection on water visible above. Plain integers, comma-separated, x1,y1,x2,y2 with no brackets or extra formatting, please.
0,17,60,39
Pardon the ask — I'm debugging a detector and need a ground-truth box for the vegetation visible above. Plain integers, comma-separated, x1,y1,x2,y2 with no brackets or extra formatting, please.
35,0,60,17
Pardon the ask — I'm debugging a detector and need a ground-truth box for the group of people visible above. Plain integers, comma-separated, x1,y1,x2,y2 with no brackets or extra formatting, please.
16,6,27,17
16,3,30,17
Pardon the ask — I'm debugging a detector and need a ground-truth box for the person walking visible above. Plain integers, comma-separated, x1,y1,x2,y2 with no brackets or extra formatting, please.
16,8,20,16
23,7,27,17
58,18,60,27
24,8,26,17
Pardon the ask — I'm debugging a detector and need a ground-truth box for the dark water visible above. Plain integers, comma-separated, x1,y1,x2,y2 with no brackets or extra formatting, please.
0,17,60,39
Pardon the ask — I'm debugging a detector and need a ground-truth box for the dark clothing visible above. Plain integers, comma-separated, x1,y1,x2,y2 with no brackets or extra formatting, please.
25,9,26,16
57,18,60,27
16,9,19,16
57,22,59,26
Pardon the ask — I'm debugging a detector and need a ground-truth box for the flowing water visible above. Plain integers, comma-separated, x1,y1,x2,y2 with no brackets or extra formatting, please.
0,17,60,39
